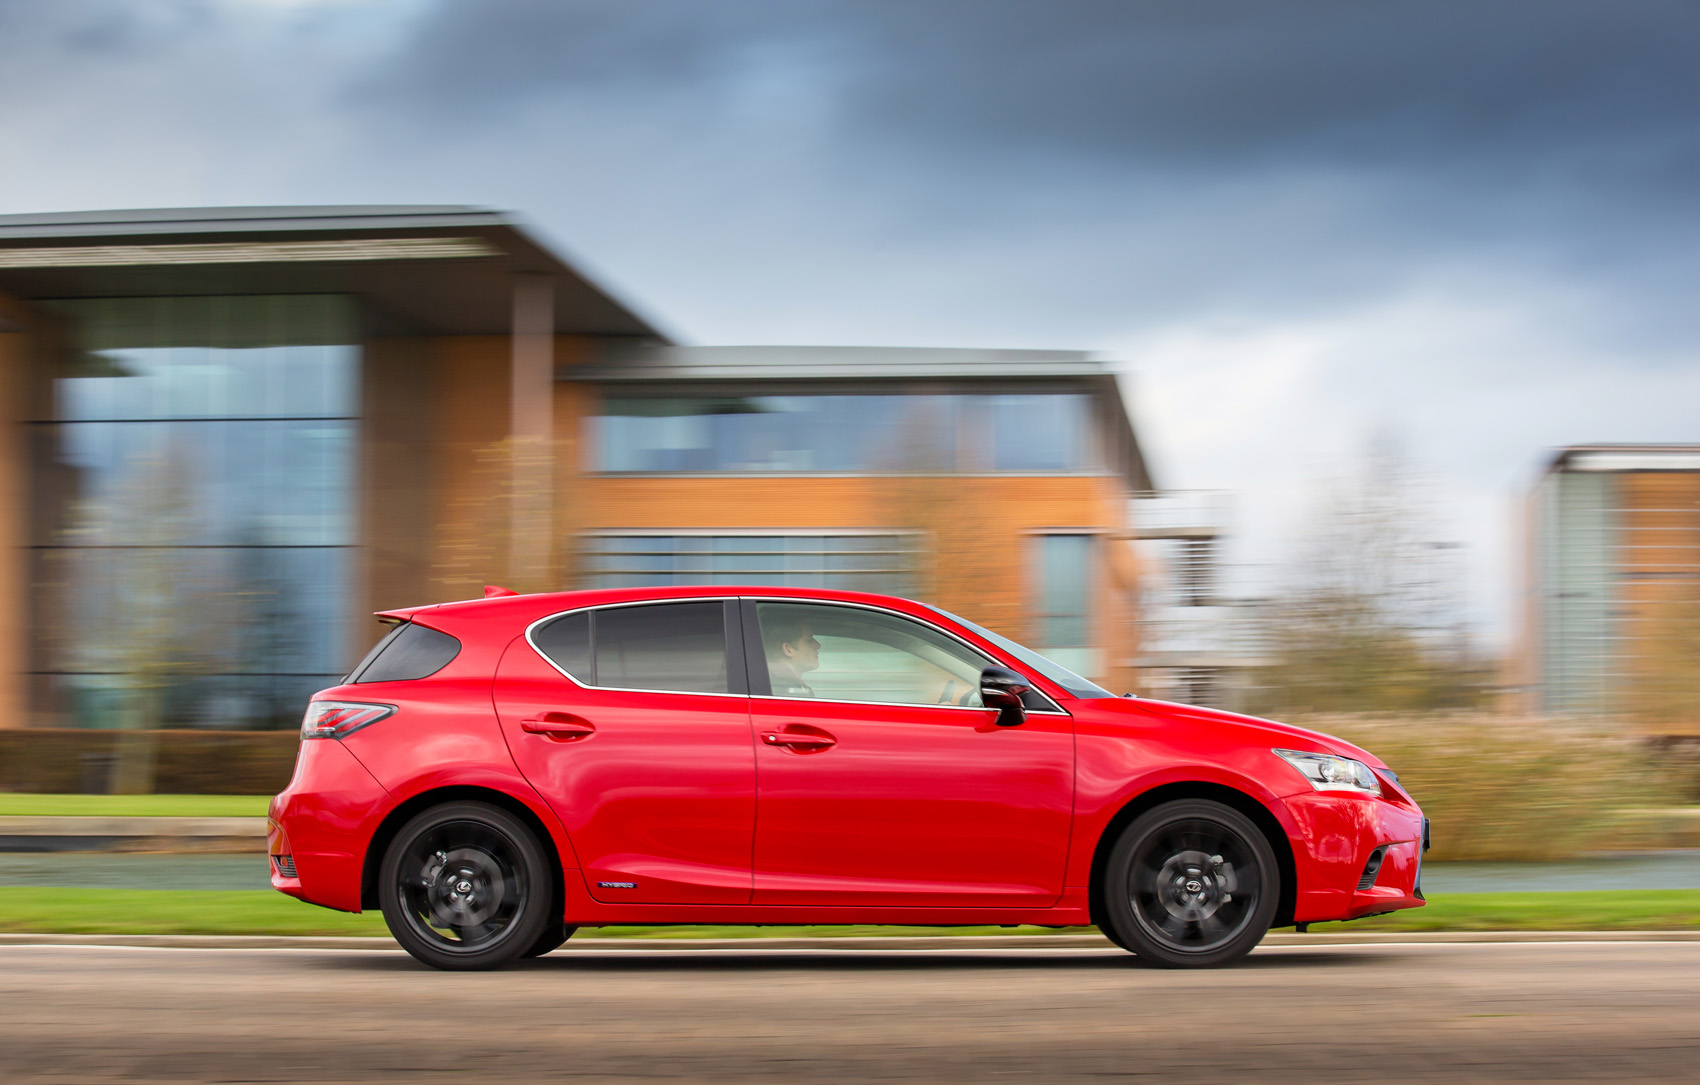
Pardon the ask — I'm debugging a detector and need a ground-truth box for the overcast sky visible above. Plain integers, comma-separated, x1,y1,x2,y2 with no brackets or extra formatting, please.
2,0,1696,645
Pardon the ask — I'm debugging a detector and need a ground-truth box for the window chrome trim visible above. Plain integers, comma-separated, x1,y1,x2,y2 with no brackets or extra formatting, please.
522,594,1071,716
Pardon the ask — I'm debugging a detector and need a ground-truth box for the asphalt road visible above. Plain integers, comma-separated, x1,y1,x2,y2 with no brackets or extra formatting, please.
4,940,1698,1083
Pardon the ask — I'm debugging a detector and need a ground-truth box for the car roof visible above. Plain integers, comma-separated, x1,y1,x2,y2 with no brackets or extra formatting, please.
377,584,936,624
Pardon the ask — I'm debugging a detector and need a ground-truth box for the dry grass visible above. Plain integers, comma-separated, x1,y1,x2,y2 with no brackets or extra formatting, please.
1293,714,1686,861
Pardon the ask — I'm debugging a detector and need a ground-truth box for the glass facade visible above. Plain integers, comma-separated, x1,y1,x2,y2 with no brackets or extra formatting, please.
582,534,915,596
30,296,360,729
1034,533,1095,679
591,393,1094,474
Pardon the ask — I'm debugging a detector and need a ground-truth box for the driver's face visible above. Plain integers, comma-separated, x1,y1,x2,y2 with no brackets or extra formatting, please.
784,628,821,674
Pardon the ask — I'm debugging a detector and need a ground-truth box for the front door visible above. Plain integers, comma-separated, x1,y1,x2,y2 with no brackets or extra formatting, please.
494,599,755,905
746,600,1075,908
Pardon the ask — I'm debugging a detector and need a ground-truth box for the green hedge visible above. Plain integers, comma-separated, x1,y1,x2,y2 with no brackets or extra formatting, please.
0,730,298,795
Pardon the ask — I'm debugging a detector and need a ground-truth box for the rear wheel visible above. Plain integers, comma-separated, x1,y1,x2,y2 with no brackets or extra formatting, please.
1099,799,1279,968
379,801,552,971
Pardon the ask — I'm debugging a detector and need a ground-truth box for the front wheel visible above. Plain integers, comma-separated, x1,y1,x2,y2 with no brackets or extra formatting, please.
1100,799,1279,968
379,801,553,971
521,923,578,958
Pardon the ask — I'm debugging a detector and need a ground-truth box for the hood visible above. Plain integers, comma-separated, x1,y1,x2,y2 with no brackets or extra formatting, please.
1084,696,1388,769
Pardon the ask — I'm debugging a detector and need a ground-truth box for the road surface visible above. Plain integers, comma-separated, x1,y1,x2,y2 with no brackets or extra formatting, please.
4,939,1697,1082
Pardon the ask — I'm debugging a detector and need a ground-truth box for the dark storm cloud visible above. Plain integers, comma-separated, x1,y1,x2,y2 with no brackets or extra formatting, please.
372,0,1699,184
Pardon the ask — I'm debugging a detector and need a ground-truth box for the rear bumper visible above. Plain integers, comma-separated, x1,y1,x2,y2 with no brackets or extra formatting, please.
268,738,391,913
1284,791,1427,923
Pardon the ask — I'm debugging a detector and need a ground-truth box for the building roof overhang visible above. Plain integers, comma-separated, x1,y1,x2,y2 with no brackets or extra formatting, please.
0,205,665,339
1548,444,1700,474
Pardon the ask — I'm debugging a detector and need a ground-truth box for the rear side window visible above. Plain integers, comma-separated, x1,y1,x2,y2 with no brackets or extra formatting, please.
532,602,729,694
532,611,591,682
353,623,461,683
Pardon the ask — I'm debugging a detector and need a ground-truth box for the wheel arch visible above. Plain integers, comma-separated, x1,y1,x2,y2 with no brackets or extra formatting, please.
1086,781,1298,932
360,785,566,915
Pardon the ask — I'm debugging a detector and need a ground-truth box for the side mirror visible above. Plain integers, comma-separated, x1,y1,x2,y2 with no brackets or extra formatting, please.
980,666,1031,727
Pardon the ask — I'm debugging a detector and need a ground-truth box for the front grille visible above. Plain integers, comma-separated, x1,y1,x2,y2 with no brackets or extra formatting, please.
273,855,297,878
1357,846,1387,891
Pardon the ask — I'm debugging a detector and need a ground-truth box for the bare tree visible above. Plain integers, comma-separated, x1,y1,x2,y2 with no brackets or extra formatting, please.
1255,438,1490,715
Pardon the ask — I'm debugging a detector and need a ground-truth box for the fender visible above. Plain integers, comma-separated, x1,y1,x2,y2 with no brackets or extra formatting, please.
1067,759,1302,888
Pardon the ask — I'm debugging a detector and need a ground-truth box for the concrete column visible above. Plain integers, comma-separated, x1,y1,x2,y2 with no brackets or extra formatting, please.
509,276,555,589
0,304,28,728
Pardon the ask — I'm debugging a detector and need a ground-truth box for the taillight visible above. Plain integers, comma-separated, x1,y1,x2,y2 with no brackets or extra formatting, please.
301,700,396,740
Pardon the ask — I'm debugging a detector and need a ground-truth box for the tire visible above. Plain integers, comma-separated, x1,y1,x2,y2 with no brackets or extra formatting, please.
521,923,578,958
379,801,553,971
1099,799,1279,969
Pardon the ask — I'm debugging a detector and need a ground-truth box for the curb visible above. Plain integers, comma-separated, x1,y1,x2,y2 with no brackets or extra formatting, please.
1,930,1696,951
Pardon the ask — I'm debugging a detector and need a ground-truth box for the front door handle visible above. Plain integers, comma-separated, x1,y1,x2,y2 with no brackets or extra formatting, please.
761,730,836,751
521,712,595,740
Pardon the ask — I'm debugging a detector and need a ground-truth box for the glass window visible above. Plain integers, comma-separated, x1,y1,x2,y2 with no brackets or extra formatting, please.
592,602,729,694
345,624,407,683
531,610,592,683
583,534,915,596
29,296,360,729
992,394,1088,471
755,602,990,706
353,624,461,684
929,605,1112,700
592,392,1094,475
1034,534,1096,680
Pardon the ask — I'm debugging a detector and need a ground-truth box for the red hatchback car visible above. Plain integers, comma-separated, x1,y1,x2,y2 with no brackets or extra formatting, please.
269,586,1427,969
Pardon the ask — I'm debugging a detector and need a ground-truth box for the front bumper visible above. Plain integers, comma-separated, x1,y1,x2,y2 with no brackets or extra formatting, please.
1284,791,1428,924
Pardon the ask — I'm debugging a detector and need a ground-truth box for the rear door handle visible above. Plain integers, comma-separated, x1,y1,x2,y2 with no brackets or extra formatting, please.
761,730,836,750
521,712,595,740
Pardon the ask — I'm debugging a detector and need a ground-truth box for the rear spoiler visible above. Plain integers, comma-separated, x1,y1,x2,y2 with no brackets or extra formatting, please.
374,587,521,624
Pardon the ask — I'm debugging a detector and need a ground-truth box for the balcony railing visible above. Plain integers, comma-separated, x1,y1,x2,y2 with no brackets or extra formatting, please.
1133,602,1275,669
1129,490,1234,539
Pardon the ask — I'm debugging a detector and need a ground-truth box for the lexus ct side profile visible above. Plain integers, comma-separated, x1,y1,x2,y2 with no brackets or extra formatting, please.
269,586,1427,969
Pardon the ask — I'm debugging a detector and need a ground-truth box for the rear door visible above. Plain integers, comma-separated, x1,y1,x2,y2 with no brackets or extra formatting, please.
494,599,756,905
746,599,1075,908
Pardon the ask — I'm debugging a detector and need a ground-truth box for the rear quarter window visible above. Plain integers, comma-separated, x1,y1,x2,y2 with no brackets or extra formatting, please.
352,623,461,683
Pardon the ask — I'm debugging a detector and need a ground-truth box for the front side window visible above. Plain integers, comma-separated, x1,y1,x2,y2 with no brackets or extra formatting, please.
533,602,730,695
754,602,990,706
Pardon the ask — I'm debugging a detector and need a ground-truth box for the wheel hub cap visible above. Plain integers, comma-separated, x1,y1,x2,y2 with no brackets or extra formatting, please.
420,847,507,928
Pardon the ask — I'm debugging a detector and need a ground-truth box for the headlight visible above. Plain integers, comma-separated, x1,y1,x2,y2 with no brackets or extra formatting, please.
1273,748,1382,795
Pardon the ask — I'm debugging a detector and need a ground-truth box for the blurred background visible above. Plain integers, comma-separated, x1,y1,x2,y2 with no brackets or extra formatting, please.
0,1,1696,870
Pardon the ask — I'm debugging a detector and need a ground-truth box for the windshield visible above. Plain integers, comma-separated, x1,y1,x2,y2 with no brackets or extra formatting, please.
927,606,1116,699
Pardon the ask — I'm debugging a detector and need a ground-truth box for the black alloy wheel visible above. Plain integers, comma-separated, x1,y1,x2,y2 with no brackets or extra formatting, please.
1100,799,1279,968
379,801,553,971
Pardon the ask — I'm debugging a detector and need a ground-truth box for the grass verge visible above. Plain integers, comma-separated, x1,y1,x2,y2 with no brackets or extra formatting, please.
0,888,1696,937
1302,890,1700,933
0,794,272,818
